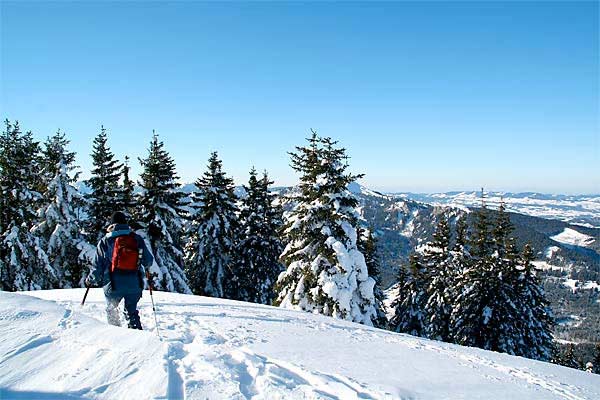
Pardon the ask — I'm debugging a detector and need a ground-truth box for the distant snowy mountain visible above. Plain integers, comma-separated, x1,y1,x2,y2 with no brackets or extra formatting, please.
393,191,600,228
2,290,599,400
339,184,598,277
77,181,600,228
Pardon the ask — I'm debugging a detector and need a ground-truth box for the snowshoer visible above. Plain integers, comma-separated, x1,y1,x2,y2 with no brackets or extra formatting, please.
85,211,153,329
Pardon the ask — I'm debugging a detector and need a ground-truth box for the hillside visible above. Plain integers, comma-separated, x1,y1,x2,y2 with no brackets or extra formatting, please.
1,289,600,400
343,185,599,285
340,185,600,352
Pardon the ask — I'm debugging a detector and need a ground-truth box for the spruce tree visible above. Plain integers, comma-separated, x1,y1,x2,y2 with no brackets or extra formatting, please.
138,132,190,293
0,120,56,290
232,168,284,304
40,130,76,185
451,201,507,352
517,243,555,360
0,119,16,235
422,216,455,341
184,152,239,298
451,200,552,359
390,256,427,336
451,216,470,284
276,132,378,325
489,202,523,355
33,136,94,288
492,200,513,257
358,226,388,328
454,216,468,253
86,126,122,241
391,215,459,340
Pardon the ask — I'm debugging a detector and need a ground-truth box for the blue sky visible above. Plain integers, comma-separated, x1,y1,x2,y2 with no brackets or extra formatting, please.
1,1,598,194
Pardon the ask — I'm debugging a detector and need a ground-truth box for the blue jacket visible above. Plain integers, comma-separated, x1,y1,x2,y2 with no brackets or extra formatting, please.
88,224,154,293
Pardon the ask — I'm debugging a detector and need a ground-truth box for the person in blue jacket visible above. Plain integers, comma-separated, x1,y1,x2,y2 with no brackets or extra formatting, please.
85,211,154,329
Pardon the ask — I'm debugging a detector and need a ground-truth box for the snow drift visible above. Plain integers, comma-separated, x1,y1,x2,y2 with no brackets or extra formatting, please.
1,289,599,400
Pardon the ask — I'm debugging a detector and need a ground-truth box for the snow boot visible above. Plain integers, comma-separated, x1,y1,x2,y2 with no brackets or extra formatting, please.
125,310,143,330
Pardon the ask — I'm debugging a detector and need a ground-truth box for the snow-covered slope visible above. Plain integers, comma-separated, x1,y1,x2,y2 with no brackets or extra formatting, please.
551,228,596,247
2,290,599,400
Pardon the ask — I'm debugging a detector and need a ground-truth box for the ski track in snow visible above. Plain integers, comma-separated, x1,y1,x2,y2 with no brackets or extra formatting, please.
2,290,599,400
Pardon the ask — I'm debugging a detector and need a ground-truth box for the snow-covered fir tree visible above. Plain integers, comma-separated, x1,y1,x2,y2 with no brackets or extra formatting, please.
32,132,94,288
0,120,56,290
86,126,122,241
451,201,521,353
276,132,378,325
390,255,428,336
449,199,553,360
421,216,456,342
40,130,76,186
487,202,525,355
516,243,555,361
358,226,388,328
184,152,239,298
232,168,284,304
449,216,470,288
392,214,471,341
138,132,190,293
452,216,469,268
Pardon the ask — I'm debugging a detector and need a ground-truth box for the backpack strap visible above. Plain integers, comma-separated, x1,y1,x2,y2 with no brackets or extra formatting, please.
133,233,145,289
107,238,116,291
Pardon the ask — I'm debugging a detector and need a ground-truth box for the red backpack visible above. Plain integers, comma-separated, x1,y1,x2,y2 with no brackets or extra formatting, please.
111,233,140,272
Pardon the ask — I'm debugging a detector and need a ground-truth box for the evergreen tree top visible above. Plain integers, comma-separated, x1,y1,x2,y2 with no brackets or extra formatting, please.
195,151,235,192
191,151,237,218
87,125,122,188
471,191,493,260
90,126,120,169
283,130,366,252
42,130,78,184
454,216,468,251
139,131,182,195
431,216,451,252
289,130,363,203
493,199,514,257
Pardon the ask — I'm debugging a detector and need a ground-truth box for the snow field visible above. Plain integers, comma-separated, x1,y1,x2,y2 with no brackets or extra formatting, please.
2,289,600,400
398,191,600,228
550,229,596,248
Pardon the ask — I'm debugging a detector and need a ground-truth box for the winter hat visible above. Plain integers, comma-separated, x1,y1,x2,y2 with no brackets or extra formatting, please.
111,211,128,225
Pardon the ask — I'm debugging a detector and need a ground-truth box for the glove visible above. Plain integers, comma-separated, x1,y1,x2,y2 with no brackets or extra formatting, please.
84,277,93,288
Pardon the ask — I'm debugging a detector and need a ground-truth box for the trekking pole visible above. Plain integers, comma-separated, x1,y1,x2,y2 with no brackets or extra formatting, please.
146,271,161,340
81,287,90,307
